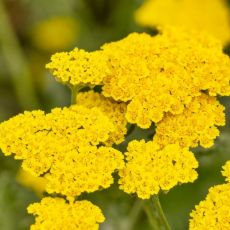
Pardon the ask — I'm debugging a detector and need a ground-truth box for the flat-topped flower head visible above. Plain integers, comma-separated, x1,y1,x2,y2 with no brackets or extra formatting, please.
45,146,124,197
0,105,124,197
154,94,226,148
119,140,198,199
135,0,230,44
77,91,127,145
46,48,109,87
28,197,105,230
101,27,230,128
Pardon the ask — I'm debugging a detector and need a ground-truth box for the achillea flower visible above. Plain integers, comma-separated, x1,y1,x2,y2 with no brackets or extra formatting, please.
154,94,226,148
135,0,230,44
17,168,47,196
101,27,230,128
28,197,105,230
119,140,198,199
46,48,109,87
46,27,230,129
0,105,124,197
189,161,230,230
45,146,124,197
77,91,127,145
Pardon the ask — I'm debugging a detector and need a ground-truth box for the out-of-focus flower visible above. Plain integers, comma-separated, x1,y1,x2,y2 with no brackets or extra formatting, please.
17,168,47,196
135,0,230,44
31,16,78,52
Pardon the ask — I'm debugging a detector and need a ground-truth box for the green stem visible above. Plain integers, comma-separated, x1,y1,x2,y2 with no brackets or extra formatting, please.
0,1,39,109
144,196,171,230
70,85,84,105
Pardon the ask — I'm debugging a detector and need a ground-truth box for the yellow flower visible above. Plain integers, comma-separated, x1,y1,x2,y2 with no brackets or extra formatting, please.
28,197,105,230
31,16,78,51
77,91,127,145
135,0,230,44
101,27,230,128
0,105,124,197
46,48,109,87
17,168,47,196
222,160,230,183
119,140,198,199
154,94,226,148
190,161,230,229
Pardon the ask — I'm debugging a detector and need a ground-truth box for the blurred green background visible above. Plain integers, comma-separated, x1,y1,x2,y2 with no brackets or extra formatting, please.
0,0,230,229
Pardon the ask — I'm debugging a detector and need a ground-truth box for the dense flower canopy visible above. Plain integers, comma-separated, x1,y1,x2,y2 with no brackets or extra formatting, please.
154,94,226,148
0,105,124,197
77,91,127,145
135,0,230,44
119,140,198,199
47,27,230,130
189,161,230,230
102,27,230,128
28,197,105,230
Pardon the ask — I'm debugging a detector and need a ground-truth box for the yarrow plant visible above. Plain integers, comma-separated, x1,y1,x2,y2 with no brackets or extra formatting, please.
0,26,230,229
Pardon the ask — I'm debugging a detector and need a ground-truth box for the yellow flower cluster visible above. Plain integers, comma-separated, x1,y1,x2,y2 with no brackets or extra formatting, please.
28,197,105,230
119,140,198,199
154,94,226,148
17,168,47,196
135,0,230,44
46,48,109,86
101,28,230,128
0,105,124,197
189,161,230,229
77,91,127,145
46,27,230,131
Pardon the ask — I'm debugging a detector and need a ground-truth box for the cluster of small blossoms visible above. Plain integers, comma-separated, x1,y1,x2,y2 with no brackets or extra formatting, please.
0,26,230,228
77,91,127,145
154,94,226,148
28,197,105,230
0,105,124,197
135,0,230,44
119,140,198,199
46,48,109,86
189,161,230,229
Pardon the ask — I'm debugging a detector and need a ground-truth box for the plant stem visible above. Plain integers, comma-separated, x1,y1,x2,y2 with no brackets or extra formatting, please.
144,196,171,230
71,85,84,105
0,1,39,109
